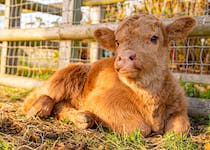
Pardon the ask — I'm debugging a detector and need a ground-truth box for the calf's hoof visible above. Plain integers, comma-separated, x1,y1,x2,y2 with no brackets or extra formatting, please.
27,95,55,118
74,112,95,129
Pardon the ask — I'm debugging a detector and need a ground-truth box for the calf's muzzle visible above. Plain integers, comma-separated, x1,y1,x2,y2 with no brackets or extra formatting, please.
115,50,137,72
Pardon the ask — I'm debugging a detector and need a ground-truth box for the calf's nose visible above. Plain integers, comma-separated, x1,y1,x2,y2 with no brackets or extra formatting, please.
115,50,137,71
116,50,136,63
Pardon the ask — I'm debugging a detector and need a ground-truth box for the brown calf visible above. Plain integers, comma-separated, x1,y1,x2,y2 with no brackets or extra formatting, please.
23,14,196,137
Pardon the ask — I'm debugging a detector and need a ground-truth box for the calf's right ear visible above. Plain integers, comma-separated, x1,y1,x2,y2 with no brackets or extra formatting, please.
166,16,196,42
94,27,116,52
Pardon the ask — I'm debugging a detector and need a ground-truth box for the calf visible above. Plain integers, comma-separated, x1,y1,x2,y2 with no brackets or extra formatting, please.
23,14,196,137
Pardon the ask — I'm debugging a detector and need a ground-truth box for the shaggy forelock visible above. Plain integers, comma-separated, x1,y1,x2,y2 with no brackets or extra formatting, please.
115,14,159,35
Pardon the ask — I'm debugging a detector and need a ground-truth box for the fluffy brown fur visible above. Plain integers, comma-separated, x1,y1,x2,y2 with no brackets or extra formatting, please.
23,14,196,137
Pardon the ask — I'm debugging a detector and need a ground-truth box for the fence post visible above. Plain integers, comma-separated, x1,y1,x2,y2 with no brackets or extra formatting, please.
90,6,101,63
1,0,9,75
1,43,7,75
58,0,73,69
58,0,82,69
1,0,21,75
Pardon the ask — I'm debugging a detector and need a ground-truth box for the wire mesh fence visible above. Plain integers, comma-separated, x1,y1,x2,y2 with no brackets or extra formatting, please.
3,41,59,79
0,0,209,84
170,37,210,75
2,0,62,29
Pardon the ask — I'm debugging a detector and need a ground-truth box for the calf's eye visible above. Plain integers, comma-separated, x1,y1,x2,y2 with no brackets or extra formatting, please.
150,35,158,43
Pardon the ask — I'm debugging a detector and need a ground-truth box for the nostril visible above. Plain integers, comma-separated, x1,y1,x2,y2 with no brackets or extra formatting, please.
117,56,122,61
129,54,136,61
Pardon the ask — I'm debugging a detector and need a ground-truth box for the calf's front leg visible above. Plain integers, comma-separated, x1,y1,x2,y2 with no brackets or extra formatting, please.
53,101,95,129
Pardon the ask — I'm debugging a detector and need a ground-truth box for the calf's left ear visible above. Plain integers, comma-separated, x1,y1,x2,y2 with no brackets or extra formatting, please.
94,27,116,52
166,16,196,41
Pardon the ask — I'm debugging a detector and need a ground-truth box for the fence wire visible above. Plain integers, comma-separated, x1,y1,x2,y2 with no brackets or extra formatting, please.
170,37,210,75
2,41,59,79
0,0,209,83
2,0,62,29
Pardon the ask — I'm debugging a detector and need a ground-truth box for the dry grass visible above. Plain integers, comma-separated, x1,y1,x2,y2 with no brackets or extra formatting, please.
0,85,209,150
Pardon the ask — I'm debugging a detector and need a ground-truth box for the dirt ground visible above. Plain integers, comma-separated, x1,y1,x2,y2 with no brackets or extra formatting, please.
0,86,209,150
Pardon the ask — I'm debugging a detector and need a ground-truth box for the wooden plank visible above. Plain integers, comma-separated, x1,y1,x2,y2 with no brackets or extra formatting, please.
173,73,210,84
188,97,210,117
0,15,210,41
0,74,42,89
0,22,117,41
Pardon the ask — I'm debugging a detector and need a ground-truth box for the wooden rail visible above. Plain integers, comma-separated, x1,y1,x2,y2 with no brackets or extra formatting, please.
188,98,210,117
173,73,210,85
0,16,210,41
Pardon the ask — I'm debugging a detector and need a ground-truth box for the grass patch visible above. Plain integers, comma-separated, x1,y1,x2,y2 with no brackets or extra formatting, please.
0,85,209,149
0,85,32,101
103,129,146,149
162,132,198,150
0,140,14,150
180,81,210,99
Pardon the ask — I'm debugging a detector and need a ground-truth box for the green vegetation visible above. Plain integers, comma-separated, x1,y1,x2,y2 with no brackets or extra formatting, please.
162,132,197,150
7,47,59,80
16,68,55,80
180,81,210,99
103,129,146,149
0,141,14,150
0,85,32,101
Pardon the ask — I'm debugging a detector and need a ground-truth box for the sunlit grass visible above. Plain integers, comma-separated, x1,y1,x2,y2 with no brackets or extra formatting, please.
0,140,14,150
0,85,32,101
103,129,146,150
161,132,198,150
180,81,210,99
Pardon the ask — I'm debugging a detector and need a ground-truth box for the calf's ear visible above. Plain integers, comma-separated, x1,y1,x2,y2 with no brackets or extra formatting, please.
166,16,196,42
94,27,116,52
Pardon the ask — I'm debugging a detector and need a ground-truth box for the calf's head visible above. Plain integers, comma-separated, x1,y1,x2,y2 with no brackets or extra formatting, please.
94,14,195,80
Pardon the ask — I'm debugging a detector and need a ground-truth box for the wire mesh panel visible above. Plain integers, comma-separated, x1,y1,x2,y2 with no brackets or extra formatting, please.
68,40,113,63
69,40,90,63
3,41,59,79
2,0,62,29
170,37,210,75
